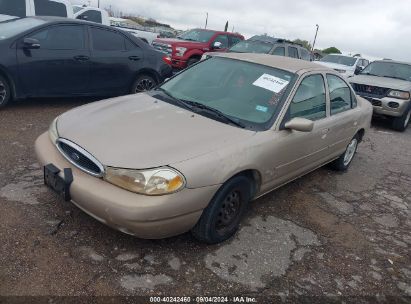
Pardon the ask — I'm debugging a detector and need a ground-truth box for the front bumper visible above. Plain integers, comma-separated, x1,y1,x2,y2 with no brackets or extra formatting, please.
357,94,410,117
35,132,219,239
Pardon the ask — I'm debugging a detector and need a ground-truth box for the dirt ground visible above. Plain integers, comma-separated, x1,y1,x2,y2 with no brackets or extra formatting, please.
0,98,410,303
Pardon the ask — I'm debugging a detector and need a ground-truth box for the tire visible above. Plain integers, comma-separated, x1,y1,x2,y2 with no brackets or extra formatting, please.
330,134,360,171
186,57,200,67
0,75,12,108
191,176,251,244
391,107,411,132
131,74,157,94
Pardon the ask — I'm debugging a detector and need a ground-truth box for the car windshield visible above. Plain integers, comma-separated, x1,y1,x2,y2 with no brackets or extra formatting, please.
159,57,295,129
361,61,411,81
0,18,46,40
229,40,273,54
0,0,26,18
320,55,357,66
177,29,215,43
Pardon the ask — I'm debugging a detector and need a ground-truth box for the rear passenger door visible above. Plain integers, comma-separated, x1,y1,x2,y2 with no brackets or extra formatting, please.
88,26,144,94
326,74,361,157
271,45,285,57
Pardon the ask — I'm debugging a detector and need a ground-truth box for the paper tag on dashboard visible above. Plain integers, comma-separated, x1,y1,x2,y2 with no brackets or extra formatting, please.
253,74,289,93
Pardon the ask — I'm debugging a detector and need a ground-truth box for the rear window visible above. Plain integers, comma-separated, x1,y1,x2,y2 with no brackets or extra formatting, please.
0,0,26,17
34,0,67,17
0,18,46,40
288,47,299,59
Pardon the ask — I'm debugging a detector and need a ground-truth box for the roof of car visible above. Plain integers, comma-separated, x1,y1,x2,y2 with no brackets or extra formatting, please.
212,53,328,73
375,59,411,66
248,35,303,46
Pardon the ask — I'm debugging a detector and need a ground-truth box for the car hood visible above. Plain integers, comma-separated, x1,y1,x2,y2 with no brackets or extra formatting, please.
154,38,208,48
316,61,355,71
349,74,411,91
57,93,255,169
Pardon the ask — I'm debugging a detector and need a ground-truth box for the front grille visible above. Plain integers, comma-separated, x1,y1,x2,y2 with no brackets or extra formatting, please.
152,42,172,55
57,139,103,177
352,83,390,98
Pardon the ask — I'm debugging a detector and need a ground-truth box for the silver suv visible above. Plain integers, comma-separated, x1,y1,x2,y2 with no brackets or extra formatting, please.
350,60,411,131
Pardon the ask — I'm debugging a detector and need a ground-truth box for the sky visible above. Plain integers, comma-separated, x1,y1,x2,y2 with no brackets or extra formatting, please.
72,0,411,62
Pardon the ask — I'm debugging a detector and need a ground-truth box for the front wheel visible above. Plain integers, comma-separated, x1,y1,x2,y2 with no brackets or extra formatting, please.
191,176,251,244
331,134,359,171
391,107,411,132
131,75,157,94
0,75,12,108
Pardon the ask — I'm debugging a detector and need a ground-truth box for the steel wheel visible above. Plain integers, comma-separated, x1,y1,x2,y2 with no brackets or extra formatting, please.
135,77,155,93
343,138,358,166
0,80,6,104
215,189,242,235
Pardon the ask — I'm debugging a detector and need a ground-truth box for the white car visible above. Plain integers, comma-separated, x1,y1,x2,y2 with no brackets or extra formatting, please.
317,54,369,78
73,5,110,26
0,0,73,20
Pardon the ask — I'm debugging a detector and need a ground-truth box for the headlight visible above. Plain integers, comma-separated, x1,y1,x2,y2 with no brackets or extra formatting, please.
104,167,186,195
48,117,59,144
175,47,187,57
387,90,410,100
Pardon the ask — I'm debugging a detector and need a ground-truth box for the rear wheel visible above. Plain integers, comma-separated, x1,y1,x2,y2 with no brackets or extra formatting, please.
131,74,157,93
391,107,411,132
191,176,251,244
331,134,359,171
0,75,12,108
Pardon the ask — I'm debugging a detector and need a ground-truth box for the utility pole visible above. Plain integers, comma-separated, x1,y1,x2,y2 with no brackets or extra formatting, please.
311,24,319,52
205,12,208,29
98,0,100,8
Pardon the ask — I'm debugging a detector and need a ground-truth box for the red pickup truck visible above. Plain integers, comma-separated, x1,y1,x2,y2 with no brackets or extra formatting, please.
152,29,244,70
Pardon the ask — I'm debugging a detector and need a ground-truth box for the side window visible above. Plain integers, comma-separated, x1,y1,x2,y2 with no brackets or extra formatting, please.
327,74,352,115
34,0,67,17
300,48,311,61
229,36,241,47
213,35,229,48
289,74,326,121
91,27,125,51
288,46,299,59
77,10,102,24
0,0,26,18
273,47,285,56
28,25,85,50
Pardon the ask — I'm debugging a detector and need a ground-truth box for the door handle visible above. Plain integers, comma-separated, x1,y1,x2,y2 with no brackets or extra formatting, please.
73,55,90,61
128,55,141,61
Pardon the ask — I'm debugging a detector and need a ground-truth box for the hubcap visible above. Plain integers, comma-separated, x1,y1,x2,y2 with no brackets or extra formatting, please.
343,138,358,166
0,81,6,103
215,190,241,234
135,78,155,93
404,109,411,128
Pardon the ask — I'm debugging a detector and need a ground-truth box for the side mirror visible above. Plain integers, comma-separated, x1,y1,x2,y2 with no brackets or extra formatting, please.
23,38,40,49
212,41,223,49
284,117,314,132
354,66,363,75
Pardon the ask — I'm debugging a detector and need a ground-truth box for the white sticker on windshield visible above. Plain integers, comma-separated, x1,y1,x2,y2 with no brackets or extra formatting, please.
253,74,290,93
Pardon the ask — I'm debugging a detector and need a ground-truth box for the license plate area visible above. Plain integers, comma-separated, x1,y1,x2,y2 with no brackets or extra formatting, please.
44,164,73,202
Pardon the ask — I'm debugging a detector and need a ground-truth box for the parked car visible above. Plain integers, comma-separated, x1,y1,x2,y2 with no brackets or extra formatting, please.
228,35,313,61
110,17,159,45
350,60,411,131
152,28,244,69
0,17,173,108
317,54,369,77
0,0,73,20
35,53,372,244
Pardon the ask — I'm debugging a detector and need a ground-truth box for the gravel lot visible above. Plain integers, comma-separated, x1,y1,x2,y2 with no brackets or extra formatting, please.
0,98,410,302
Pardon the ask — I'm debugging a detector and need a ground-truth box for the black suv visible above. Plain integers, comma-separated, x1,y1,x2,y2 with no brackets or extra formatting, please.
229,35,312,61
0,17,173,108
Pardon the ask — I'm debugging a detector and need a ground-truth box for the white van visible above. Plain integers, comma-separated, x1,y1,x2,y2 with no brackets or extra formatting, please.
0,0,73,21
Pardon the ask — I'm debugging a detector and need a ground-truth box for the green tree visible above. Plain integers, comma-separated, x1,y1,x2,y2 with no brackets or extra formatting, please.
293,39,312,50
322,47,342,54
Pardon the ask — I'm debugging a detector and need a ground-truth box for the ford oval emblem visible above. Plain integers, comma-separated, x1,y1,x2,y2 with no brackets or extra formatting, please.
71,152,80,162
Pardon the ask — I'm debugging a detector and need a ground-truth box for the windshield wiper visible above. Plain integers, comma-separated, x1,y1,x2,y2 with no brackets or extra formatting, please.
361,72,380,77
155,88,193,111
179,100,246,128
